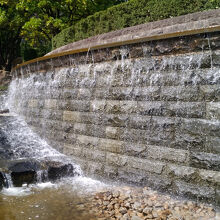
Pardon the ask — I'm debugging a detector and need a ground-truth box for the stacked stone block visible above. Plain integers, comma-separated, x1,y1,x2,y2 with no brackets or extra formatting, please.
11,31,220,206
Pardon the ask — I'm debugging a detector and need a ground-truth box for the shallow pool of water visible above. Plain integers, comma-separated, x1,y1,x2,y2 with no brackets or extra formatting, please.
0,176,108,220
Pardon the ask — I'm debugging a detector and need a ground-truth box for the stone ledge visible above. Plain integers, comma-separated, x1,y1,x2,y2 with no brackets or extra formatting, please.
47,9,220,56
11,10,220,73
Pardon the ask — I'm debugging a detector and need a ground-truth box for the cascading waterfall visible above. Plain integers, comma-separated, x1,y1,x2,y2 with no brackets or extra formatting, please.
1,8,220,218
7,49,219,160
0,88,82,191
6,43,220,195
0,91,7,112
8,50,218,115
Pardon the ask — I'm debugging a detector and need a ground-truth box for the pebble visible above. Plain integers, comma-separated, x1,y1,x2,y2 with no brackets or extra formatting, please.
152,210,158,218
133,202,141,210
113,191,120,198
119,207,127,214
131,216,142,220
72,185,218,220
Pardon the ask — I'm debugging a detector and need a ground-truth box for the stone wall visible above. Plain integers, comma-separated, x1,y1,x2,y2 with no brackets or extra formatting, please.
10,29,220,205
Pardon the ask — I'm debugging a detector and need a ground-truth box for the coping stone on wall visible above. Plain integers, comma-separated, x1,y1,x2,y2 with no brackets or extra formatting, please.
11,9,220,72
46,9,220,56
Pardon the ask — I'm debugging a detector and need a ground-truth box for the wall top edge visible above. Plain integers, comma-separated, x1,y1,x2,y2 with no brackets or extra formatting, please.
12,9,220,72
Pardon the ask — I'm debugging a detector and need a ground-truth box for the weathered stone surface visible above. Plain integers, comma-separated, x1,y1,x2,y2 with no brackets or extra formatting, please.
99,138,124,154
103,165,118,179
63,100,90,112
160,85,199,102
63,143,82,157
45,99,57,109
78,88,93,100
165,164,197,182
106,153,127,167
190,152,220,171
205,136,220,154
118,168,147,184
0,70,11,88
105,126,121,139
174,180,215,200
138,101,165,116
144,174,172,191
63,111,81,122
199,169,220,185
127,115,151,129
176,118,220,151
200,85,220,101
81,148,106,163
166,102,206,118
76,134,99,148
133,86,160,101
146,146,189,163
206,102,220,120
41,109,63,120
63,88,78,99
85,161,104,177
128,157,165,174
124,143,146,157
90,100,106,113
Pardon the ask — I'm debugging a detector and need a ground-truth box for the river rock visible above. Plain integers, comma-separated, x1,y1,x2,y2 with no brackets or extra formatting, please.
9,160,41,186
0,109,9,114
47,162,77,181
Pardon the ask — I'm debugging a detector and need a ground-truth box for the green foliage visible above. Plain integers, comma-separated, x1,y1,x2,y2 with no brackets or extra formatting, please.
0,0,125,70
16,0,126,48
0,0,25,70
53,0,220,49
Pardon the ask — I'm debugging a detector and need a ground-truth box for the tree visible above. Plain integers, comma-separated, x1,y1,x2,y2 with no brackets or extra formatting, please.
0,0,27,70
0,0,126,70
20,0,127,47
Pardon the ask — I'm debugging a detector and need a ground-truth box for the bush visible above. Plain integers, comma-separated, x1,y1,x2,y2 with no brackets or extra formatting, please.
52,0,220,49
